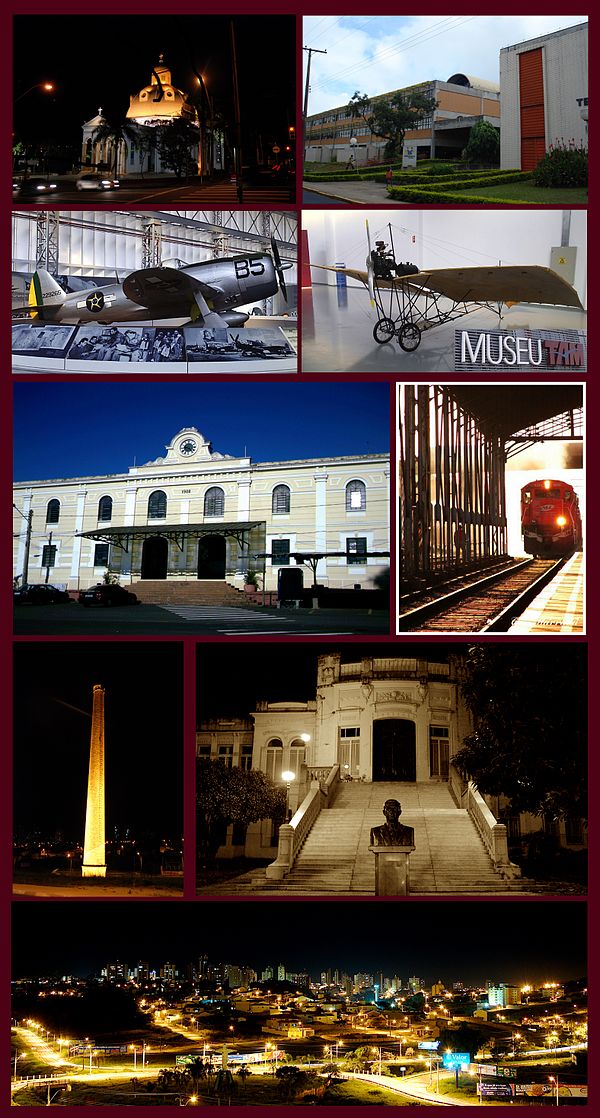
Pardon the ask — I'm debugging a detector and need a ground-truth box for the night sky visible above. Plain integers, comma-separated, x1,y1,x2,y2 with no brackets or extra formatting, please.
197,642,458,720
196,641,585,720
12,900,586,985
13,15,295,150
13,643,183,838
13,383,390,483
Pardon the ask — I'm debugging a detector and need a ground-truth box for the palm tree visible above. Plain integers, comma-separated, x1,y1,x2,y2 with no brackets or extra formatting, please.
92,119,138,176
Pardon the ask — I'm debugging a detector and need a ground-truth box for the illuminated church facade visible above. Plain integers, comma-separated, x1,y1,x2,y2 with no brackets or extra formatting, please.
81,55,207,176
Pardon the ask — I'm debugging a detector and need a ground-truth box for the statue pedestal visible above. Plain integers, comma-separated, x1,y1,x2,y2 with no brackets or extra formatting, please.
369,845,415,896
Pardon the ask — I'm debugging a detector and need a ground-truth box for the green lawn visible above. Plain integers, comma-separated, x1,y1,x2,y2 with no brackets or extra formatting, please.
453,182,588,203
13,1075,431,1106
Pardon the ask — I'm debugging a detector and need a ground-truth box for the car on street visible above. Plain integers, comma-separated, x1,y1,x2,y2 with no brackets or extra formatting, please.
13,583,71,604
78,583,139,607
76,174,120,191
13,178,58,197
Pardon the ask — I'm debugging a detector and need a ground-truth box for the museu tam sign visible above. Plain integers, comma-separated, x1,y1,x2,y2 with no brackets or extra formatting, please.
455,328,587,373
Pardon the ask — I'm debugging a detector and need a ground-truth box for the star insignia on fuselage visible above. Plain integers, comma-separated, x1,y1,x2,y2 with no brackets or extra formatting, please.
86,291,105,313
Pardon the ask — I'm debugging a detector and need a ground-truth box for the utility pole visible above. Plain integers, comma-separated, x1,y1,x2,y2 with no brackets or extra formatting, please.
44,530,53,584
230,19,243,204
303,46,327,163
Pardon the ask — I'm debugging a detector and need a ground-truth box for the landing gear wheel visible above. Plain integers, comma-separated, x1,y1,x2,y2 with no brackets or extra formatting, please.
398,322,421,352
373,317,396,344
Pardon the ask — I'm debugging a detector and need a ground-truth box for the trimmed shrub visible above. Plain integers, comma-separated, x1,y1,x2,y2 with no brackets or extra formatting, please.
532,142,588,188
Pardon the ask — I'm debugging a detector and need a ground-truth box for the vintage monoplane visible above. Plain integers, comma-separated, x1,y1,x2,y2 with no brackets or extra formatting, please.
316,222,584,352
12,238,293,328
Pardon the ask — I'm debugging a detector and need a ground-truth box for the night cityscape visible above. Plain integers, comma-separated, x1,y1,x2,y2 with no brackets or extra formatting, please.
12,15,296,201
13,643,183,896
11,901,587,1106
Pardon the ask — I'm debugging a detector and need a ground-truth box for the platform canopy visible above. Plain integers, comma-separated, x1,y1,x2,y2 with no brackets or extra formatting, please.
78,521,265,551
446,385,583,440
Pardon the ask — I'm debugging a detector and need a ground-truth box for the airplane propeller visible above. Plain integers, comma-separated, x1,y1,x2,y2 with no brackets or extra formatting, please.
365,220,375,306
271,236,291,302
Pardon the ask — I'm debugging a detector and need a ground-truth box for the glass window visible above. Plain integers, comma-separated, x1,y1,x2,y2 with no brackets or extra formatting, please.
346,538,367,564
429,726,449,778
98,495,113,522
272,539,290,566
41,544,56,568
272,485,291,514
265,739,283,782
94,543,110,566
240,745,253,771
148,490,167,519
197,745,212,758
346,480,366,511
46,499,60,524
218,744,234,769
204,487,225,517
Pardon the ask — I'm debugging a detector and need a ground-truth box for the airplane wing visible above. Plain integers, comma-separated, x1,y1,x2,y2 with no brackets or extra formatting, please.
122,268,225,309
313,264,583,309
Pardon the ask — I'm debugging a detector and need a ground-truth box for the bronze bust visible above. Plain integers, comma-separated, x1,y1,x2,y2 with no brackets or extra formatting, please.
370,798,415,847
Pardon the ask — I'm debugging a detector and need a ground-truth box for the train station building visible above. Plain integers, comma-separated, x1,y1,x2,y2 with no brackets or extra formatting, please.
13,427,390,596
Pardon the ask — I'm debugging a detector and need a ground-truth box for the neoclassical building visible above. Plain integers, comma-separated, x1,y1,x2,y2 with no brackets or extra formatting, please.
81,54,201,176
13,428,390,594
198,655,468,859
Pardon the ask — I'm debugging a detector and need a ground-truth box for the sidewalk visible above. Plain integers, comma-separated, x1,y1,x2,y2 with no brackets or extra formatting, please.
303,180,394,204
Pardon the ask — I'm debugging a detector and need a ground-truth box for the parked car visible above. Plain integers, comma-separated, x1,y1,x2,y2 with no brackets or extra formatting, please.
76,174,120,191
78,583,139,607
13,177,58,197
13,583,71,604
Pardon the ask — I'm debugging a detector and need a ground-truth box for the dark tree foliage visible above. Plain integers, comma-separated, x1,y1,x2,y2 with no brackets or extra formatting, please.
437,1023,487,1060
348,90,438,161
197,759,286,862
156,118,202,178
463,119,500,165
453,646,586,821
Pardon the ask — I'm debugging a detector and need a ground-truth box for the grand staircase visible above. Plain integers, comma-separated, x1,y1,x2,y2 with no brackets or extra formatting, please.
208,782,528,895
129,580,259,607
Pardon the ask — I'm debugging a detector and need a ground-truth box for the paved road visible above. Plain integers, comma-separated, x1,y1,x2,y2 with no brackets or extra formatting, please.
348,1070,474,1106
14,603,390,636
15,179,296,207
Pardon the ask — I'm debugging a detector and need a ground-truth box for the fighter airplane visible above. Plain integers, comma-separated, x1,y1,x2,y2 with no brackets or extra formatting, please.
315,222,584,352
12,237,293,328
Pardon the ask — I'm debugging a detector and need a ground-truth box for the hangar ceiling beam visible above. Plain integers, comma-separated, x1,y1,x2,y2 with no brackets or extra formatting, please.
147,211,297,252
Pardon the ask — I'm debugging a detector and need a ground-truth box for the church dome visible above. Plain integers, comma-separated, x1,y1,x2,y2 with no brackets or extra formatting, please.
126,54,197,126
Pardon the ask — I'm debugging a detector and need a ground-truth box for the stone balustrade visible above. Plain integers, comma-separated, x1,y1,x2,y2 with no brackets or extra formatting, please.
465,781,521,879
266,764,340,879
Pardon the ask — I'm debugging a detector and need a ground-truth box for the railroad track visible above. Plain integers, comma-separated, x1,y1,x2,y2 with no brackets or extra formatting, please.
398,558,564,633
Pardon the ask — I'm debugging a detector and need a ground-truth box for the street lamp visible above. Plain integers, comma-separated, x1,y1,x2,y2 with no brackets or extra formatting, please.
15,82,55,103
548,1075,559,1106
13,1051,27,1081
281,770,296,819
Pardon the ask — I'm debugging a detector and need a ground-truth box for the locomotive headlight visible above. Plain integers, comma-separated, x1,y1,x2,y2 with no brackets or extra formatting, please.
556,516,567,527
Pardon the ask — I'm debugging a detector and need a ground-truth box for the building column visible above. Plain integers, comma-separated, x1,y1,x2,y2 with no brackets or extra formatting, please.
314,471,328,581
70,490,87,584
121,487,137,578
235,480,252,583
15,491,32,582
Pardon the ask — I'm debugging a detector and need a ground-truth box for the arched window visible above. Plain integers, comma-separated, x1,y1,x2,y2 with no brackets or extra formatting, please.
265,739,283,783
272,484,291,514
148,490,167,520
98,495,113,522
289,738,307,776
346,479,366,511
46,498,60,524
204,487,225,517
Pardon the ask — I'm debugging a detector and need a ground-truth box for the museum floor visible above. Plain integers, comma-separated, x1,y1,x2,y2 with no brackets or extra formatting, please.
301,284,587,374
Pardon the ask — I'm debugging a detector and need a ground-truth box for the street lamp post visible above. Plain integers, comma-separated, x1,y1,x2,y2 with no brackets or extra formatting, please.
14,82,55,103
281,770,296,820
549,1075,559,1106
